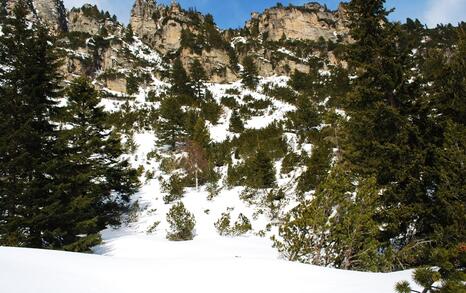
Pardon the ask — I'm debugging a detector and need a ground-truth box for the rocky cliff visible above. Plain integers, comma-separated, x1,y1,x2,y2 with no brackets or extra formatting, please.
68,4,123,36
130,0,206,54
3,0,67,33
246,2,349,42
2,0,350,90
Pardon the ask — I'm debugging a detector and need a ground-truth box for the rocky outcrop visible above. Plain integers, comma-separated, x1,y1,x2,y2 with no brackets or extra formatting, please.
68,4,123,36
180,48,238,83
34,0,67,33
130,0,205,54
4,0,67,33
246,2,349,42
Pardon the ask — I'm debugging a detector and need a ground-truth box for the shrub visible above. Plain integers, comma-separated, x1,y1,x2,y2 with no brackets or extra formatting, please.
146,220,160,234
221,96,239,109
281,152,300,174
214,212,232,236
232,214,252,235
166,202,196,241
206,180,220,200
215,212,252,236
162,174,185,204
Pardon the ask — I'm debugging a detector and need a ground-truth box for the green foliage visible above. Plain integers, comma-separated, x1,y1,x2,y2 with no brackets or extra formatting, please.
233,213,252,235
0,2,63,248
243,149,276,189
281,152,300,174
229,110,244,133
54,77,139,251
146,221,161,234
124,24,134,42
286,95,321,140
126,73,140,95
162,174,185,204
396,267,443,293
274,166,385,270
156,96,187,148
166,202,196,241
264,85,298,104
221,95,239,109
65,31,92,50
339,1,466,278
214,212,232,236
170,58,192,96
189,59,207,99
241,56,259,89
214,212,252,236
191,117,211,149
200,91,221,124
63,234,102,253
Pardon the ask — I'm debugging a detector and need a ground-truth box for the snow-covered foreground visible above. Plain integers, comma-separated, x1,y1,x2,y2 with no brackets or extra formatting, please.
0,78,419,293
0,245,416,293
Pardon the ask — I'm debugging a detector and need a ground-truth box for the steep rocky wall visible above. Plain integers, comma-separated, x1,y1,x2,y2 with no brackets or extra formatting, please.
4,0,67,33
246,3,349,42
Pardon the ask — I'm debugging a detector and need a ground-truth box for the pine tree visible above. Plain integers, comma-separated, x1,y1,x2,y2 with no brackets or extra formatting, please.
171,58,191,97
341,0,465,277
342,0,424,267
0,1,62,247
274,166,384,270
126,73,139,95
241,56,259,89
125,24,134,42
189,59,207,100
54,77,139,251
157,96,186,149
245,149,275,189
166,202,196,241
286,95,321,140
229,110,244,133
191,117,211,150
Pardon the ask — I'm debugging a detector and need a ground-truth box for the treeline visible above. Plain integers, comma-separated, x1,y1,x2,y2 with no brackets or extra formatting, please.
273,1,465,291
0,1,139,252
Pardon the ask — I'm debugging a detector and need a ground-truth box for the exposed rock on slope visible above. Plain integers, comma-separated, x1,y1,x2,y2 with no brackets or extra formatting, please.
3,0,67,33
2,0,350,87
68,4,123,36
130,0,205,54
246,3,349,42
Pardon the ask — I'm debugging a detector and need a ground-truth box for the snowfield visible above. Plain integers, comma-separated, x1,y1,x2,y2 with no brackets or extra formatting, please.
0,245,417,293
0,76,420,293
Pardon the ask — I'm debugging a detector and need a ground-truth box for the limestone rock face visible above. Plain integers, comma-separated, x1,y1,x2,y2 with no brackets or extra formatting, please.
130,0,159,44
180,48,238,83
130,0,204,54
33,0,67,33
105,78,127,93
67,5,123,36
246,3,349,42
4,0,67,33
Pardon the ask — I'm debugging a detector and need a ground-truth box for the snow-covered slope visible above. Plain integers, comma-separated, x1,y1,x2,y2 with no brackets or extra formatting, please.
0,246,417,293
0,45,417,293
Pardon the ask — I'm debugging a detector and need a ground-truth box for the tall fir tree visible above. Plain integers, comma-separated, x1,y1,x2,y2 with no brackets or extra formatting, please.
157,95,186,149
241,55,259,90
189,59,207,100
171,57,192,97
0,0,62,247
53,77,139,251
343,0,423,266
245,149,276,189
191,117,211,150
229,110,244,133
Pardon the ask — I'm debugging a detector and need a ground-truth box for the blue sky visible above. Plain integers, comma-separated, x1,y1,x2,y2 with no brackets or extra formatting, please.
64,0,466,29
